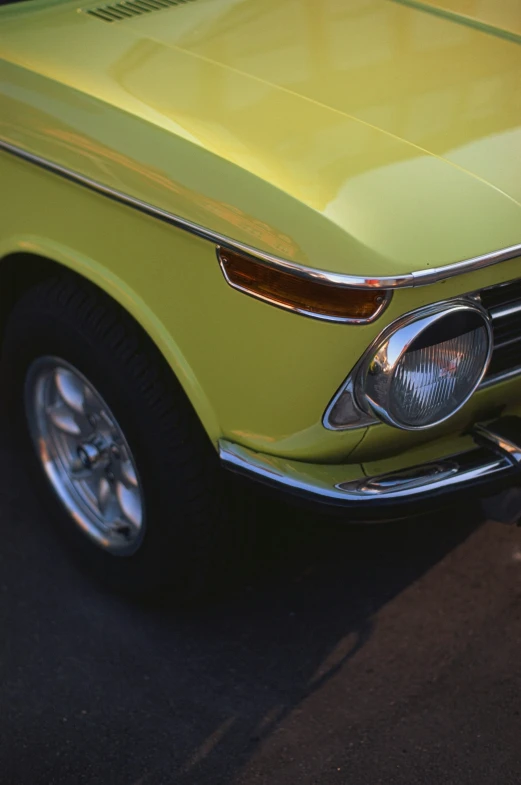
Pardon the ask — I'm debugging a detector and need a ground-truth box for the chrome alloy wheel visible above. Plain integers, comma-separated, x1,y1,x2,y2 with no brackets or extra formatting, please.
24,357,145,555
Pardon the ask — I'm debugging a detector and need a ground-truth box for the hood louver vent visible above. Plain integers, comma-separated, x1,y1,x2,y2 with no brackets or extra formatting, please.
85,0,193,22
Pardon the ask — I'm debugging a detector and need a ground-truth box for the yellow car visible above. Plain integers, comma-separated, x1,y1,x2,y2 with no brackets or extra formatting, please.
1,0,520,596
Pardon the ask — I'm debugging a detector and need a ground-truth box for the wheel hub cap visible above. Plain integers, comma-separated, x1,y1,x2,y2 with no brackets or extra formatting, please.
77,442,104,470
24,357,145,555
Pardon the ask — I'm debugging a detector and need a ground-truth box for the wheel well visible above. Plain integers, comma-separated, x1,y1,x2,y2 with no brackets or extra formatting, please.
0,252,167,360
0,251,169,377
0,251,219,445
0,253,67,339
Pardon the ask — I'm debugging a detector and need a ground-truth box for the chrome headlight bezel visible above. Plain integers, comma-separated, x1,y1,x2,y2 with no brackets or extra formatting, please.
323,299,493,432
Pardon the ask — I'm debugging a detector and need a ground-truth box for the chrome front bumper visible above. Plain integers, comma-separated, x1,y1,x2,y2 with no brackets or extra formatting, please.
219,418,521,514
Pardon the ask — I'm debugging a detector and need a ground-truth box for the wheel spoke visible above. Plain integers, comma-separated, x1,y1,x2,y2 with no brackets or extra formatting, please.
97,476,119,521
116,482,142,528
120,459,138,488
55,370,104,436
54,368,86,414
83,386,105,424
47,402,81,435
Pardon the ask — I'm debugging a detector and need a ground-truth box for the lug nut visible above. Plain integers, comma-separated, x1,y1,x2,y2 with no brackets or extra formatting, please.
105,469,115,483
110,445,120,459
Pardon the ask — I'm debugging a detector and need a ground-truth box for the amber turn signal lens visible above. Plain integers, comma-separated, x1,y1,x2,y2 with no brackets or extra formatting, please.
218,248,389,322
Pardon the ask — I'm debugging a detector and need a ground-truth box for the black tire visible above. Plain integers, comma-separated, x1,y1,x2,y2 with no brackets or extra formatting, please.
1,274,247,600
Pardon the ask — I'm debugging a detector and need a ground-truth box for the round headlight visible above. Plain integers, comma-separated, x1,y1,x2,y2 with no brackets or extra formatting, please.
357,302,492,430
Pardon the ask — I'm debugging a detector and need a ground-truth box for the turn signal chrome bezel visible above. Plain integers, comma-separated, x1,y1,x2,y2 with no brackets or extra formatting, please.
217,247,391,324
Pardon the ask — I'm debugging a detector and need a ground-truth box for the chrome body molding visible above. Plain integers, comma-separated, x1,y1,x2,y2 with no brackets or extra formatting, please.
219,420,519,508
473,422,521,465
1,139,520,291
481,365,521,388
489,301,521,320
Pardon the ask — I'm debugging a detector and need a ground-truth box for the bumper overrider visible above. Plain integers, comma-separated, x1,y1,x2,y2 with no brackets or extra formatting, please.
220,417,521,520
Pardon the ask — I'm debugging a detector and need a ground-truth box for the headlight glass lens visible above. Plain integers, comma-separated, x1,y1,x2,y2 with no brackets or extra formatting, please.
388,324,489,428
358,304,492,430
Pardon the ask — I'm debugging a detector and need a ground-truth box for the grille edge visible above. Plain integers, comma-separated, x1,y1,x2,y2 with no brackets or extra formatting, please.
481,277,521,383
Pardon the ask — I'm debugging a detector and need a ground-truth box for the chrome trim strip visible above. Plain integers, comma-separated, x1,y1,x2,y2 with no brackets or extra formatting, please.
219,438,513,505
473,423,521,465
1,139,520,291
490,334,521,351
480,365,521,388
337,456,510,499
337,461,461,494
408,245,521,287
490,301,521,320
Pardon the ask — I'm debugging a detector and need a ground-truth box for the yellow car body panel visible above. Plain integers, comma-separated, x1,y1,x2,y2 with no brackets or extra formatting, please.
1,0,521,482
2,0,521,275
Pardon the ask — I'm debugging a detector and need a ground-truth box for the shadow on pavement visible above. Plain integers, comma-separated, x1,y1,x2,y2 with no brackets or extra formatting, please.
1,459,483,785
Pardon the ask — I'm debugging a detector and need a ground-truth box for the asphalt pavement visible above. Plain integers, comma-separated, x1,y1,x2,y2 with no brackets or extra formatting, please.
2,443,521,785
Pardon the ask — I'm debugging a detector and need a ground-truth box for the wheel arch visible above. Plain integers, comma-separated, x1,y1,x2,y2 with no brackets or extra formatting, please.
0,243,222,446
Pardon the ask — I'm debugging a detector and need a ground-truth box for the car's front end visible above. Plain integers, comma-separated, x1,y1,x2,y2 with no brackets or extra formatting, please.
1,0,521,594
221,270,521,519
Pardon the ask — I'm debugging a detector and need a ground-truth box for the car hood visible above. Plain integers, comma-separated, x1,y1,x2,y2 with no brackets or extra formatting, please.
136,0,521,204
1,0,521,277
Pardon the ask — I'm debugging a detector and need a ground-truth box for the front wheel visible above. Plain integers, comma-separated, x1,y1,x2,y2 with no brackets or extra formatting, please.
2,275,244,599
